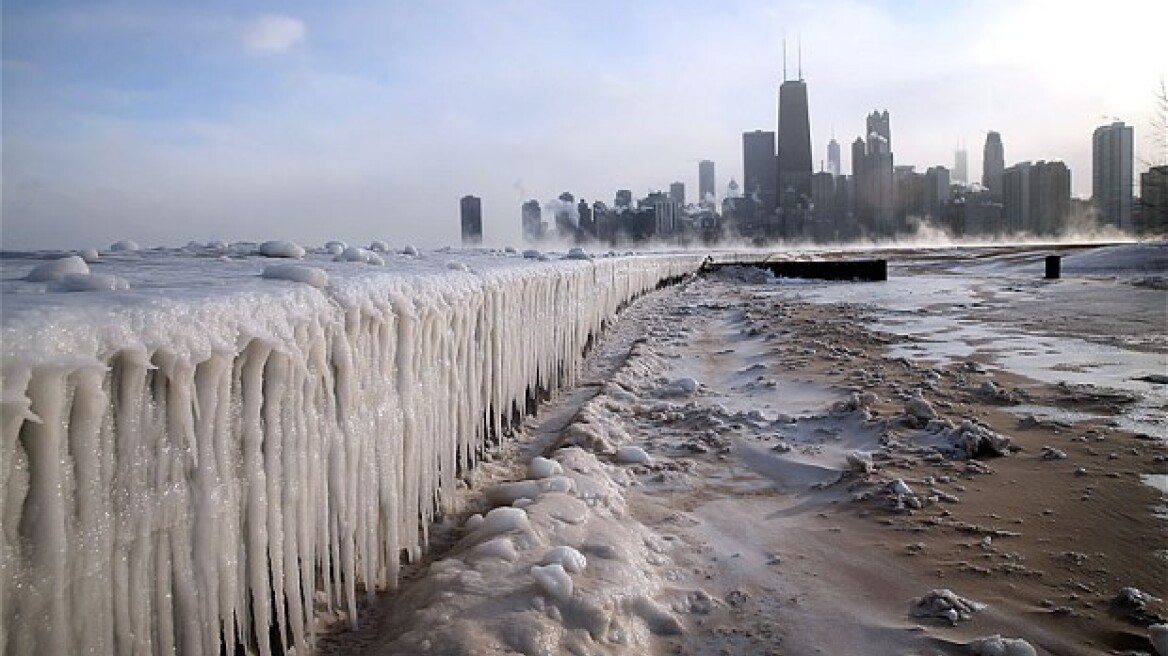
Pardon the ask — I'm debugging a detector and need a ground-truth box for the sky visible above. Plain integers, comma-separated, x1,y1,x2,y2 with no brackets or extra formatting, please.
2,0,1165,250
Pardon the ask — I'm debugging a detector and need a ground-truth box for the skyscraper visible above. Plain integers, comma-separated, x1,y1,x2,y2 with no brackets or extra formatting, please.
777,79,813,204
521,199,542,241
460,195,483,245
1092,121,1134,230
982,131,1005,198
826,139,841,178
698,160,716,207
924,166,951,219
853,111,895,235
743,130,777,218
954,146,968,186
866,110,890,153
669,182,686,206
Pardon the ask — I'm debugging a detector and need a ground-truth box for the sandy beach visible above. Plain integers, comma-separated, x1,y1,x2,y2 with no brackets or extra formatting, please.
321,244,1167,656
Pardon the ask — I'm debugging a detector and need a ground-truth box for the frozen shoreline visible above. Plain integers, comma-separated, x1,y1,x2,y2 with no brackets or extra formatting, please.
322,243,1167,655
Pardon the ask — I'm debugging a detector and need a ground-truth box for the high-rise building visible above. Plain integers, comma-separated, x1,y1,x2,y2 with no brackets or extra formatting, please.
982,131,1005,198
1092,120,1134,230
1139,166,1167,234
1004,160,1070,235
1002,162,1032,233
521,199,543,241
954,146,968,186
743,130,777,218
669,182,686,206
853,111,895,235
698,160,716,207
826,139,841,178
777,78,813,205
925,166,951,219
460,195,483,245
614,189,633,210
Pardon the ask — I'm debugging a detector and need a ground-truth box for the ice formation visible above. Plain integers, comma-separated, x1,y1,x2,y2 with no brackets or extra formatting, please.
24,255,89,282
0,250,701,654
258,239,306,258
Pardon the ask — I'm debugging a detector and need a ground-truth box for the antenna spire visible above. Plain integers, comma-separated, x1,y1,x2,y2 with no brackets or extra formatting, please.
782,31,787,81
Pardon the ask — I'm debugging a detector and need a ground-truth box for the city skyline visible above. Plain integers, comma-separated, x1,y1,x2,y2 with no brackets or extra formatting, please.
3,0,1165,249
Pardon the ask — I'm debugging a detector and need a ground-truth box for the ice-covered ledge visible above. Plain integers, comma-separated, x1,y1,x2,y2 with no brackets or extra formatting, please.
0,246,704,655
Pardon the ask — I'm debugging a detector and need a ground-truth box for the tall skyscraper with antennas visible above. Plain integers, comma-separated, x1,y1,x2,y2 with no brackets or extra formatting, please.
776,36,813,208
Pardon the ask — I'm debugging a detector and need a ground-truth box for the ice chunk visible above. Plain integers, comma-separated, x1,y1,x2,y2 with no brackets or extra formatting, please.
78,249,100,263
401,245,419,256
323,240,346,255
615,446,651,465
108,239,139,252
258,240,306,258
369,240,389,253
522,249,542,259
475,507,531,538
542,546,587,573
262,264,329,289
50,273,130,292
25,256,89,282
528,456,563,479
909,589,985,623
447,261,469,271
530,563,573,600
565,247,591,260
660,377,699,397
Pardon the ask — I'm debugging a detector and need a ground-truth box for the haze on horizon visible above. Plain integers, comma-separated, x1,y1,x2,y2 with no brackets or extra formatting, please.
2,0,1165,251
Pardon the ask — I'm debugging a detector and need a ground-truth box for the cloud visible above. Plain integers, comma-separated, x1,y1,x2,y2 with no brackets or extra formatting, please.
243,14,306,55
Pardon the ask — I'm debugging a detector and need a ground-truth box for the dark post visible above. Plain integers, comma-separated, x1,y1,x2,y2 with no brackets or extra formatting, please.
1045,255,1061,279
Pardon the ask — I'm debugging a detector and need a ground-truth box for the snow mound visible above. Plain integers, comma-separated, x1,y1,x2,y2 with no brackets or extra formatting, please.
530,563,573,600
615,445,651,465
542,546,587,574
967,635,1038,656
261,264,329,289
49,273,130,292
323,240,346,255
474,507,531,538
258,240,306,259
108,239,139,252
469,537,519,563
25,256,89,282
528,456,563,479
336,246,383,265
369,240,389,253
401,245,419,256
78,248,100,263
486,476,575,507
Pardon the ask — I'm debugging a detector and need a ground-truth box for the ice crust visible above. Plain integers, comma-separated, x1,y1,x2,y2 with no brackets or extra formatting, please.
0,248,702,654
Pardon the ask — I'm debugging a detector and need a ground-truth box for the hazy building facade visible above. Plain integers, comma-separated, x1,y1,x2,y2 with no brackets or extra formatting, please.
982,131,1005,198
826,139,841,178
743,130,778,220
698,160,716,207
1002,162,1032,233
954,146,968,186
1139,165,1168,234
521,199,543,241
460,195,483,245
669,182,686,206
924,166,951,220
1004,160,1070,235
1092,121,1134,231
853,111,895,235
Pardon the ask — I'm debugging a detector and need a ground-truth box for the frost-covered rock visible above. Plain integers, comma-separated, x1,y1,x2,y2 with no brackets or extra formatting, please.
262,264,328,289
49,273,130,292
26,256,89,282
947,420,1012,459
323,240,346,255
904,395,938,425
910,589,985,624
847,451,875,474
967,635,1037,656
258,240,306,259
469,537,518,563
659,377,700,398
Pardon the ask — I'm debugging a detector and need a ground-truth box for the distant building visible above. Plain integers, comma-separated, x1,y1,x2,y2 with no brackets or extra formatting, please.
777,78,813,207
644,191,677,237
1139,165,1168,234
924,166,951,220
1092,120,1134,231
577,199,594,238
743,130,778,219
982,131,1005,198
1004,161,1069,235
460,195,483,245
521,199,543,241
826,139,841,178
954,146,968,186
894,165,924,226
669,182,686,206
555,191,576,239
853,111,895,236
698,160,716,207
614,189,633,210
809,170,837,241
